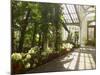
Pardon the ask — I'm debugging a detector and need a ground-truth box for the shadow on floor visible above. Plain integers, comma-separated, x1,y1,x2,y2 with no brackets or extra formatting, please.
26,47,96,73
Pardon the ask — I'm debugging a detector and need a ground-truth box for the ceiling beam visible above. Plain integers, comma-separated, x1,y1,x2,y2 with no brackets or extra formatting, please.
64,23,79,26
63,16,73,23
63,16,79,26
64,15,80,26
63,14,79,26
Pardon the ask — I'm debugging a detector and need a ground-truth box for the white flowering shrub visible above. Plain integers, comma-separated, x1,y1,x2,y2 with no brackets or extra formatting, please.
66,43,74,49
26,54,31,59
28,47,38,54
62,43,74,51
28,48,35,54
11,53,22,61
25,63,31,69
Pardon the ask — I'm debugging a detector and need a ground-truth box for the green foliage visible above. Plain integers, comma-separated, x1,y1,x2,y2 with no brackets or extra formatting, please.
11,1,73,73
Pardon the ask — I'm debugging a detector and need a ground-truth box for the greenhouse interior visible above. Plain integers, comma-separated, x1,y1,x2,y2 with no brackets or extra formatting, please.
11,1,96,74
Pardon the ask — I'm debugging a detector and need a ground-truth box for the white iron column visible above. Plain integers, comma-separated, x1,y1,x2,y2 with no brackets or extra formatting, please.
76,6,87,47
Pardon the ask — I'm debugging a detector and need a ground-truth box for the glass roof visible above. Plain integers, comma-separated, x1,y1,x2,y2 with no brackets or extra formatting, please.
62,4,79,24
83,5,96,16
62,4,96,26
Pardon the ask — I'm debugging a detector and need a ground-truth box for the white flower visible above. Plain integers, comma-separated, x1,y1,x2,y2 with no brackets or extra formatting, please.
26,54,31,59
28,49,35,54
11,53,22,61
66,43,73,49
62,43,73,50
25,63,30,69
28,47,37,54
70,44,73,48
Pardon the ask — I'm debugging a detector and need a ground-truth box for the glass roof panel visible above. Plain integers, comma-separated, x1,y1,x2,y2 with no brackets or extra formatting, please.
64,15,72,23
62,4,79,24
67,5,76,13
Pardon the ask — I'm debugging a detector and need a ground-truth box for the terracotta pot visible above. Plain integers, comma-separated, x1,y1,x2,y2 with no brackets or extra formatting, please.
67,48,71,51
12,63,23,73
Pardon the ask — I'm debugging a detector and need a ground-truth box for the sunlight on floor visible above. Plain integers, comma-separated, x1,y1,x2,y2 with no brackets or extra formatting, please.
79,53,96,70
27,48,96,73
68,52,79,70
79,53,85,69
63,52,79,70
62,48,96,70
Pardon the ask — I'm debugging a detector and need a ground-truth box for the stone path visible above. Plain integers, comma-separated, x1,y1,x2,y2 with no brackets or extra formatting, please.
27,47,96,73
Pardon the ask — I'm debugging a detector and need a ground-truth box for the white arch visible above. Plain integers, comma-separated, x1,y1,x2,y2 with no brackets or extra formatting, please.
86,13,95,21
89,21,96,26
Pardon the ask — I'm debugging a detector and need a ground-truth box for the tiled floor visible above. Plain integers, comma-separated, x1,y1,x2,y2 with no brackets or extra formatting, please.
27,47,96,73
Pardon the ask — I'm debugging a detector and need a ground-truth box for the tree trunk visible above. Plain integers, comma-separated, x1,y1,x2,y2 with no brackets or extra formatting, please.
31,24,37,47
55,26,61,51
38,32,42,48
18,9,30,52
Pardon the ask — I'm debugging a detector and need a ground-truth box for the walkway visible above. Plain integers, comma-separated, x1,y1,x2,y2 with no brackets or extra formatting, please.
27,46,96,73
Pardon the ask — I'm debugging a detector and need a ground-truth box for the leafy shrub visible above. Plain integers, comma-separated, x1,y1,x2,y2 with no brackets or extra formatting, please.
12,45,74,73
41,47,53,56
